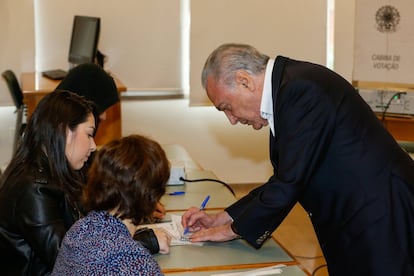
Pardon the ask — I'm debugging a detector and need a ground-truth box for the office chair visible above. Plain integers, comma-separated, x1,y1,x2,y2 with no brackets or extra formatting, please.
2,70,26,153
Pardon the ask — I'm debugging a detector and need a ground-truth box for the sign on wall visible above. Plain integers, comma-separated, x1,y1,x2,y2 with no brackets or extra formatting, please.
353,0,414,86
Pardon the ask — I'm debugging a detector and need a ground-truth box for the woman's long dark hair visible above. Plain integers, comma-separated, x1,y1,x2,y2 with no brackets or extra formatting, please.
0,90,98,202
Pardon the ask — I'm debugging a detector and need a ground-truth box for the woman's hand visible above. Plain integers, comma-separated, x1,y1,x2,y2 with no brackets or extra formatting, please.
152,201,166,221
153,228,171,254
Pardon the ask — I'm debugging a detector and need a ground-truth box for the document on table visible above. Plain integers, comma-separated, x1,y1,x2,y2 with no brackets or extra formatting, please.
138,214,204,246
210,264,286,276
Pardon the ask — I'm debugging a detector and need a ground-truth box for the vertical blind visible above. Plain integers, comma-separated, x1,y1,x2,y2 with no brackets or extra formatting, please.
0,0,35,106
26,0,326,105
189,0,328,106
35,0,182,92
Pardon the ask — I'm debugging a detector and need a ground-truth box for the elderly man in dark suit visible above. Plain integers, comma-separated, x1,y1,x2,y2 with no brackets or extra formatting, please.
182,43,414,275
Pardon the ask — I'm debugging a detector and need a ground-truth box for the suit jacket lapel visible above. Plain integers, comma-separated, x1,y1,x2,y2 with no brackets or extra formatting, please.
269,56,288,165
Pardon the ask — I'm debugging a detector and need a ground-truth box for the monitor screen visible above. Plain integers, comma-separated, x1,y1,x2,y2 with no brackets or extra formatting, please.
68,15,100,66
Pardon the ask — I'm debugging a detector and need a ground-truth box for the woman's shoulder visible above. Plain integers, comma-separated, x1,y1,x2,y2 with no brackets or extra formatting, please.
0,163,70,230
0,164,64,205
0,166,36,196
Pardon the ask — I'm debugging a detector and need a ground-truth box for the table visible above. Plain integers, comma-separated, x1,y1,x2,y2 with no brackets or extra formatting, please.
161,144,236,211
162,144,203,172
20,72,127,146
376,114,414,142
162,170,237,211
165,265,308,275
158,144,306,274
155,217,298,274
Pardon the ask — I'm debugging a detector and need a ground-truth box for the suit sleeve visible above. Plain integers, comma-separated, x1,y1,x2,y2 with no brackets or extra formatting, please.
15,183,68,270
226,80,336,248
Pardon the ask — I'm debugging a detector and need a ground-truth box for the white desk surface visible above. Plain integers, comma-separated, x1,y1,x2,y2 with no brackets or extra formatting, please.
162,170,236,211
156,237,295,273
159,144,299,274
162,144,235,210
165,265,308,275
163,144,202,172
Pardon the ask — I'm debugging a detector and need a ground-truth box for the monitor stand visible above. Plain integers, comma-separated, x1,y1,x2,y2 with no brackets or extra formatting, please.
95,50,105,68
69,62,77,70
68,50,106,70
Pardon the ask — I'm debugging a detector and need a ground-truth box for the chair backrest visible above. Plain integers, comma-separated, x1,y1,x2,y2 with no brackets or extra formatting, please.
2,70,24,108
56,63,119,115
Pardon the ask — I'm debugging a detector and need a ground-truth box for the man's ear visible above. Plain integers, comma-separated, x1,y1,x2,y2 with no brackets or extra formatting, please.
235,70,255,91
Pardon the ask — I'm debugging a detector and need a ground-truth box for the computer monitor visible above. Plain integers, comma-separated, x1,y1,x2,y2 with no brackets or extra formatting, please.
68,15,101,67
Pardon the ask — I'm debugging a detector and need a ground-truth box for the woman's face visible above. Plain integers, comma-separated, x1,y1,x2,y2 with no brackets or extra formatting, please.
65,113,97,170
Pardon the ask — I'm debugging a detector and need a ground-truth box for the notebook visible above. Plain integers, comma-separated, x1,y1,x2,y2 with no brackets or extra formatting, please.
42,69,67,80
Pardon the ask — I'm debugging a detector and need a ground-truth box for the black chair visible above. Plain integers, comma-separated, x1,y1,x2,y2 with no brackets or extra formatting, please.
2,70,26,153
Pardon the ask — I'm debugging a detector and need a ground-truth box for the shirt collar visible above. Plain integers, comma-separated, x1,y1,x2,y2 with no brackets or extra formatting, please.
260,58,275,136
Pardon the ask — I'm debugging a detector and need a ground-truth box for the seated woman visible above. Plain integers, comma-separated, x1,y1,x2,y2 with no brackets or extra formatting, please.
52,135,171,275
0,91,168,275
0,90,99,275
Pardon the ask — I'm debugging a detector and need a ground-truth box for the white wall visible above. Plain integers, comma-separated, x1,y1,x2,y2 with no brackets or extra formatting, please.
0,0,35,106
189,0,328,105
122,98,273,184
0,99,272,184
0,107,16,171
34,0,183,92
334,0,356,81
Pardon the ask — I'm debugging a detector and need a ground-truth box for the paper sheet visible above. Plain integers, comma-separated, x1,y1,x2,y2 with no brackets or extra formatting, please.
210,264,286,276
138,214,203,246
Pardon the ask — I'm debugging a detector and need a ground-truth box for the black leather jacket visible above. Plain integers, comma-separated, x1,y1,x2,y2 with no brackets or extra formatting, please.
0,159,80,276
0,158,160,276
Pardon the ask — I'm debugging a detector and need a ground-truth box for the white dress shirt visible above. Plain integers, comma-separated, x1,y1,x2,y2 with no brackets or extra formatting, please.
260,58,275,136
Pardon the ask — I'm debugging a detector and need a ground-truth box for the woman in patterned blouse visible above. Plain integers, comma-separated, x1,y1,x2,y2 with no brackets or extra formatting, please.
52,134,171,275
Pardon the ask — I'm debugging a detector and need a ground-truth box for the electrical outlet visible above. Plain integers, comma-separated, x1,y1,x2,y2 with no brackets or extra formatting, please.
167,164,186,185
358,89,414,115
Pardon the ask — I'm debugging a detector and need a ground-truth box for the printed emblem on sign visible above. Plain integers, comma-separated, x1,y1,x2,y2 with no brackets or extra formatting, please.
375,5,400,33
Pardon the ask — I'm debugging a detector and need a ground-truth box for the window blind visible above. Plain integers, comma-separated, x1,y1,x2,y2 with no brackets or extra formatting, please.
35,0,182,92
189,0,327,105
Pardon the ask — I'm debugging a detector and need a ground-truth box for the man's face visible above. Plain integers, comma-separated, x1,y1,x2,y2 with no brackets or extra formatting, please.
206,75,268,130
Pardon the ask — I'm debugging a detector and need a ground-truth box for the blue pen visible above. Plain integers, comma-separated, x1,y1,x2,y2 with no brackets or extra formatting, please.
168,191,185,196
183,195,210,236
199,195,211,210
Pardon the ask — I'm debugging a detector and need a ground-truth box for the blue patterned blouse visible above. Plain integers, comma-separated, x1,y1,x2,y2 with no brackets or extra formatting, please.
52,211,163,275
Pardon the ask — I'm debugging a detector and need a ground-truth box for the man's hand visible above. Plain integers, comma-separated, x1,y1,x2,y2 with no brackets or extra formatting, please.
188,223,240,242
181,208,236,243
181,207,217,232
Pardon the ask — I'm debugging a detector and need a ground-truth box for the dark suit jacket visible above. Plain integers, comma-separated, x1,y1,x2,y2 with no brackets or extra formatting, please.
226,56,414,275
